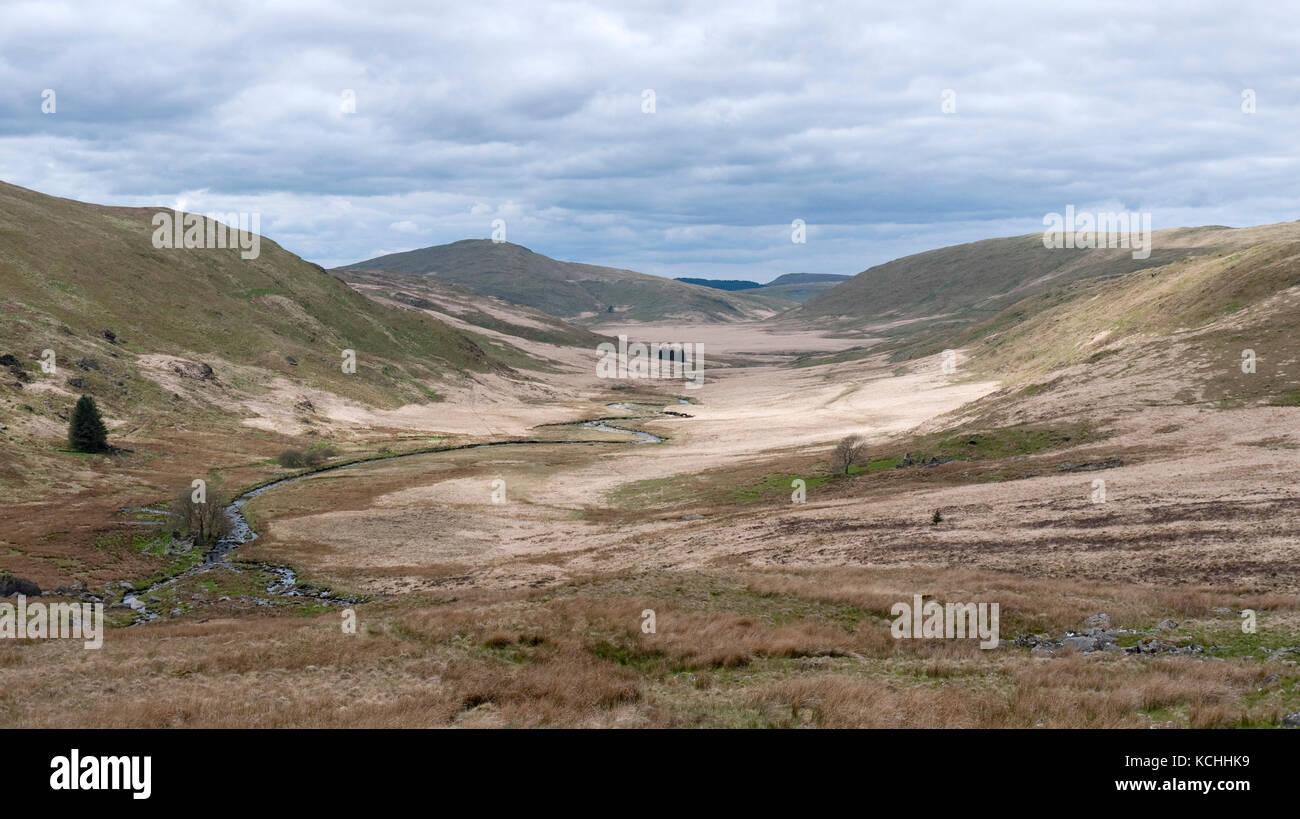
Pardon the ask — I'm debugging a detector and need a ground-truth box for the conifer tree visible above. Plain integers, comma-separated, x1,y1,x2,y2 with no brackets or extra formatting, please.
67,395,109,453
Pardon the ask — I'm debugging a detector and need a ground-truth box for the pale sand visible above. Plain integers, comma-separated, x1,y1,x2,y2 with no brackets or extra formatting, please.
589,321,875,356
260,326,1002,591
250,311,1300,597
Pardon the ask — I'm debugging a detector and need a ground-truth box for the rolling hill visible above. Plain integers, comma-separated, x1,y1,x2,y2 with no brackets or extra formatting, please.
0,182,535,408
0,181,571,501
790,228,1271,328
674,272,850,304
336,240,783,322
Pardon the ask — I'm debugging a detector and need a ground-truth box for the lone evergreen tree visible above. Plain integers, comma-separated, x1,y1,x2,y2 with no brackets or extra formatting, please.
67,395,109,452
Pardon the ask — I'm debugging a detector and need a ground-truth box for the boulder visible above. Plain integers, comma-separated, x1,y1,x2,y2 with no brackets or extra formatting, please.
172,360,215,380
1062,635,1099,652
0,574,41,597
1082,612,1111,629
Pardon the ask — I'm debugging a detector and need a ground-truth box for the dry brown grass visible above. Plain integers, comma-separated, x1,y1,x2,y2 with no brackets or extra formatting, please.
4,566,1296,728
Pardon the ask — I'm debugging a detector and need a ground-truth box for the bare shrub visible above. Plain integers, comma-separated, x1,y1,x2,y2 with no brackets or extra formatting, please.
167,485,233,546
829,434,867,475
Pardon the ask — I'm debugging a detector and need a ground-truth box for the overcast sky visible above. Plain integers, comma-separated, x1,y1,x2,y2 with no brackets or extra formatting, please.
2,0,1297,281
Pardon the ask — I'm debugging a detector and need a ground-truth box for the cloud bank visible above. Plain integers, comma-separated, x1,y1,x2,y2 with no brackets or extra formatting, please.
1,0,1297,279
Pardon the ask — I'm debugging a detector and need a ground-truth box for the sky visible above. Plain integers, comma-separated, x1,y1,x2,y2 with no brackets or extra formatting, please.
1,0,1298,281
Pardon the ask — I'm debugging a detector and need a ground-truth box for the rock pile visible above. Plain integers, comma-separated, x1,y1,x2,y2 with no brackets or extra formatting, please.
1011,613,1222,656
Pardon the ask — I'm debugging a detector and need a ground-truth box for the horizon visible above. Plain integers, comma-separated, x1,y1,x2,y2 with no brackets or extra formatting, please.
8,178,1294,286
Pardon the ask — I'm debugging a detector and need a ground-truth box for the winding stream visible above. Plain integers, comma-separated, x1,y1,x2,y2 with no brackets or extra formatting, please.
122,400,690,623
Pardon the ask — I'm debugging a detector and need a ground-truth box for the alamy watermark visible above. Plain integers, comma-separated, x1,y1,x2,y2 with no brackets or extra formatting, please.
891,594,999,649
596,335,704,390
50,749,150,799
1,595,103,649
152,209,261,260
1043,206,1151,259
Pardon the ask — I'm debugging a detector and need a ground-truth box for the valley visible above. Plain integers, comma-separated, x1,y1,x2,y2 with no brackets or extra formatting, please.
2,183,1299,729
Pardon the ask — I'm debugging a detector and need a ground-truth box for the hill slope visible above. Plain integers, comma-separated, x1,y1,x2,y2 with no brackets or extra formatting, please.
791,227,1280,327
0,181,568,507
872,222,1300,437
673,272,851,304
337,240,781,322
0,182,530,410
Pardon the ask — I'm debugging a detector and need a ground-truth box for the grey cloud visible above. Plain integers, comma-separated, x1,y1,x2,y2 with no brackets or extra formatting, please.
1,0,1298,279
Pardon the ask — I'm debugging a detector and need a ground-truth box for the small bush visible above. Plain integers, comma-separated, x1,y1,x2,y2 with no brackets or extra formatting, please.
275,446,338,469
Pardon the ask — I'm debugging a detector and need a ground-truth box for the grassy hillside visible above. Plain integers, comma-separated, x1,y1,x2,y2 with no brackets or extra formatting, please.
958,232,1300,392
760,273,850,303
339,268,612,350
838,224,1300,439
675,272,850,304
337,240,781,322
791,227,1279,326
0,181,537,415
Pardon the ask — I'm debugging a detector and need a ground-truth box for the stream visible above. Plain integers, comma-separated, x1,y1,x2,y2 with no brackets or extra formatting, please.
121,399,691,623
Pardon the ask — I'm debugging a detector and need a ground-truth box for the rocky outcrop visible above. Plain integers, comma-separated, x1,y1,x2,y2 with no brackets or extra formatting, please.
1013,612,1221,656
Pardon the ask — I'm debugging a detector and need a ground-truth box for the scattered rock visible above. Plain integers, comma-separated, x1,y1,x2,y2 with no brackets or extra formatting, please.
0,354,19,367
1014,617,1207,658
1138,637,1174,653
65,376,85,389
1083,612,1111,629
682,514,704,521
1283,712,1300,728
1014,634,1050,648
1062,635,1099,652
1084,627,1120,647
171,360,215,380
1261,646,1300,658
102,330,117,344
1057,457,1124,473
285,356,298,366
895,452,957,468
1157,618,1178,631
75,358,100,371
294,398,315,413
